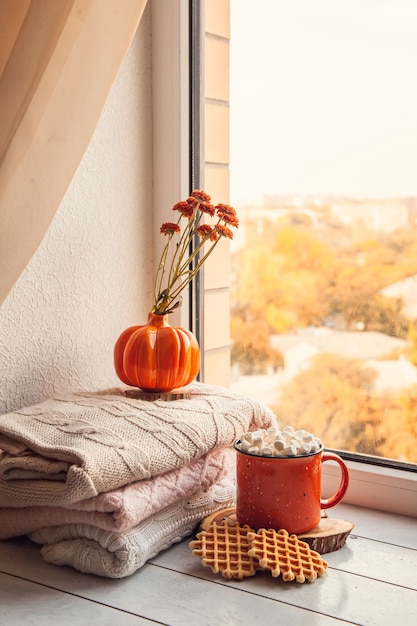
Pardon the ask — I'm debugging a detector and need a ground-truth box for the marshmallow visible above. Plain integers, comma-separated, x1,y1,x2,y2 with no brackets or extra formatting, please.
273,439,286,452
282,444,298,456
236,427,323,458
240,439,252,452
299,442,312,455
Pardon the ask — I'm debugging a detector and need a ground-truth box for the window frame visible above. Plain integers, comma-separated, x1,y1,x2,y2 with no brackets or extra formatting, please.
152,0,417,518
322,458,417,517
151,0,203,348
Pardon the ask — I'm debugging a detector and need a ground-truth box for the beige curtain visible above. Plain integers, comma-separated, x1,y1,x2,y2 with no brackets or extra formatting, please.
0,0,148,306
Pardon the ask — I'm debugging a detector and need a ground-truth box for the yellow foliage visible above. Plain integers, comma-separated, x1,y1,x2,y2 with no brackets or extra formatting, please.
273,353,417,463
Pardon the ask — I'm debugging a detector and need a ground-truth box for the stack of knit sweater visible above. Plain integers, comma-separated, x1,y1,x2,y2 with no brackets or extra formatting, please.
0,382,275,578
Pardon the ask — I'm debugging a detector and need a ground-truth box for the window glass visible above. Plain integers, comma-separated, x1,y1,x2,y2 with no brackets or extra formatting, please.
229,0,417,465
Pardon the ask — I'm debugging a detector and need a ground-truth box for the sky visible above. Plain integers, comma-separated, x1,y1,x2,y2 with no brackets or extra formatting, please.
229,0,417,205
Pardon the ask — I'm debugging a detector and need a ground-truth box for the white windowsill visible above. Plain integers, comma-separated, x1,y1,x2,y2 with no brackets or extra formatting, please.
322,459,417,518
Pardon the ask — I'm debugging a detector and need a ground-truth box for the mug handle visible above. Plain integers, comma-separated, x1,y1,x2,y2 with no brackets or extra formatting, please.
320,451,350,509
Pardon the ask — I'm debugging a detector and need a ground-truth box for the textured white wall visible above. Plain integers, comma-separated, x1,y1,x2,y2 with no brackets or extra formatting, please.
0,8,154,413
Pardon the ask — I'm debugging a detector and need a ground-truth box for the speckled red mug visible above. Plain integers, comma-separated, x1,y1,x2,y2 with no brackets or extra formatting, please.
234,442,349,535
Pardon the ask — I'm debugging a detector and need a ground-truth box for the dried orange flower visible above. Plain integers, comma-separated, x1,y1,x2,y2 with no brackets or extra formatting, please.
215,224,234,239
216,204,239,228
172,201,194,219
153,190,238,314
160,222,181,235
196,224,214,238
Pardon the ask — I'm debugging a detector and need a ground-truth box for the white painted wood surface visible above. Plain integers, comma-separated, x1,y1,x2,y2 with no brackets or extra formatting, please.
0,503,416,625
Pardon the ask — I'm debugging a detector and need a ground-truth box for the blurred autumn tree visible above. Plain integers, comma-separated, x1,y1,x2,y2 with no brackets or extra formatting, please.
231,216,417,462
354,230,417,287
231,226,334,334
326,230,416,336
327,262,409,336
232,221,414,338
231,313,284,374
407,322,417,366
399,386,417,445
272,353,417,462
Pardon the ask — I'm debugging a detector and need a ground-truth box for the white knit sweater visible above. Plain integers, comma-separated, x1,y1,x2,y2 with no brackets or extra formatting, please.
0,382,275,507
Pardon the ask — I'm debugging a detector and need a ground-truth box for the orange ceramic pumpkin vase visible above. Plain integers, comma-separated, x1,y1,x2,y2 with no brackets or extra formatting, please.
114,312,200,392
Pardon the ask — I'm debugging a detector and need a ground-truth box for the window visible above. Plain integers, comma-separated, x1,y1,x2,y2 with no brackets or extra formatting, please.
228,0,417,479
155,0,417,516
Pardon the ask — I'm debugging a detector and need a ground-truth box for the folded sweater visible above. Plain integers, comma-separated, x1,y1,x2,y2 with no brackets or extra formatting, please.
0,382,275,507
0,448,235,539
0,447,233,538
28,477,235,578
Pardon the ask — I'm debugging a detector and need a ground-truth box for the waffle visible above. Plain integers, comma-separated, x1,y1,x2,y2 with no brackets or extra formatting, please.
247,528,328,583
189,520,261,580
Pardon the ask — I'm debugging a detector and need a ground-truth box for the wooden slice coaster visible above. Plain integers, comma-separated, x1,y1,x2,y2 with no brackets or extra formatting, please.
298,518,354,554
199,507,354,555
124,387,191,401
200,507,238,531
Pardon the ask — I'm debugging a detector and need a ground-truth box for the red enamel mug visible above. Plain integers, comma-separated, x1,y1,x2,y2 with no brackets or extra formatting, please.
234,442,349,535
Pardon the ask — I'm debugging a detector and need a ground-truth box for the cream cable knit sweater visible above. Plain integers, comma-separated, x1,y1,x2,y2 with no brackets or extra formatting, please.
0,382,275,507
0,447,234,538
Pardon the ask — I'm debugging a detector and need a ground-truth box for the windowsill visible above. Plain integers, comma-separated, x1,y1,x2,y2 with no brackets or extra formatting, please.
322,458,417,518
1,499,416,623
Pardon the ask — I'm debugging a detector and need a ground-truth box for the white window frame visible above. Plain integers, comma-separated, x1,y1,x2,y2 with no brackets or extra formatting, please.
322,460,417,518
151,0,191,330
152,0,417,519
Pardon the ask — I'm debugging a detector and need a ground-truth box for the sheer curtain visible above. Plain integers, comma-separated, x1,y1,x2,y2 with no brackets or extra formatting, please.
0,0,148,305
